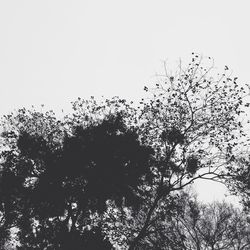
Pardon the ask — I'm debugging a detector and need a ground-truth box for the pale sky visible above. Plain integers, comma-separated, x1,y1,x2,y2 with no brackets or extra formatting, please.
1,0,249,204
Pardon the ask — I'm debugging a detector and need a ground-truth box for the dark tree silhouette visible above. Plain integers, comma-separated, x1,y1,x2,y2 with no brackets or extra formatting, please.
0,54,249,249
0,103,153,249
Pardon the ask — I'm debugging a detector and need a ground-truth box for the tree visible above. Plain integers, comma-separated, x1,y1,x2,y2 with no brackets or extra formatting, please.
225,155,250,212
0,54,248,249
100,191,250,250
144,192,250,250
126,54,248,249
0,102,153,249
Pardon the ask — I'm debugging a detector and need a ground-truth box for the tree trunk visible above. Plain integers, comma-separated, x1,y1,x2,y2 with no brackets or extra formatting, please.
128,192,162,250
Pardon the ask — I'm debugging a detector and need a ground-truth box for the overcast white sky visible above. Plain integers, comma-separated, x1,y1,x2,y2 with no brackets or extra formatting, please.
1,0,249,204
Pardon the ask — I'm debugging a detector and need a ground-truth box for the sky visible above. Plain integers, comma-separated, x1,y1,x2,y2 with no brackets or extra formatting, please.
0,0,249,204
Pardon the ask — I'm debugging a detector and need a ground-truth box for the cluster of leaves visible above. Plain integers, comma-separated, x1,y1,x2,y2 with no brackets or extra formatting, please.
0,54,249,249
225,156,250,210
0,102,153,249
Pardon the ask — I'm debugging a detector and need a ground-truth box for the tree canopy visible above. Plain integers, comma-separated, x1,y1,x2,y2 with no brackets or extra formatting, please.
0,54,249,249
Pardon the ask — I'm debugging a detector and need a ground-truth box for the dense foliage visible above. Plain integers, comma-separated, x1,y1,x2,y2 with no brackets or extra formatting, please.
0,54,249,249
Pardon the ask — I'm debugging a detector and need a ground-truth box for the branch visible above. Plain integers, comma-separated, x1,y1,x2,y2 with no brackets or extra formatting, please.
171,172,228,192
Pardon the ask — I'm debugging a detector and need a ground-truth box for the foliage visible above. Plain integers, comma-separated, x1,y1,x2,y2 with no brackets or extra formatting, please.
0,54,249,249
0,101,153,249
145,192,250,250
225,156,250,210
126,54,248,248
